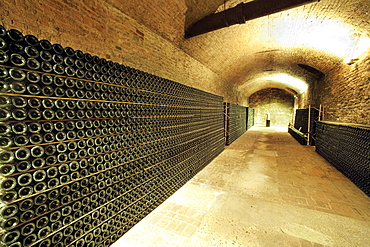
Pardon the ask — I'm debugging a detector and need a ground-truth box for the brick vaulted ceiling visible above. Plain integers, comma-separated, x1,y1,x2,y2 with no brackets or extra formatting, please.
179,0,370,96
73,0,370,98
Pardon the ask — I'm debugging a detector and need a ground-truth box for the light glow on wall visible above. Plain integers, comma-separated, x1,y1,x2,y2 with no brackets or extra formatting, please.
238,72,309,96
344,34,370,64
297,20,355,58
264,73,308,93
271,17,370,63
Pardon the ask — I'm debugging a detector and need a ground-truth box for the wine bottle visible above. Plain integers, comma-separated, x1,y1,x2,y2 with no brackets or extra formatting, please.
24,34,39,47
0,50,9,64
39,39,52,51
52,43,64,54
0,177,17,191
24,46,39,58
1,230,20,245
27,71,41,83
64,46,75,57
6,29,24,43
0,164,15,176
10,53,26,66
0,26,6,37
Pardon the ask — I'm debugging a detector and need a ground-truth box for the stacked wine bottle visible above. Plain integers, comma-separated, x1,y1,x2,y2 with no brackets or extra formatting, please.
293,108,318,134
316,121,370,196
246,107,254,131
0,26,225,247
289,108,319,145
225,103,247,145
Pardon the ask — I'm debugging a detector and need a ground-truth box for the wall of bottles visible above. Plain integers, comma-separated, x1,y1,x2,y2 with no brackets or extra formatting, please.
294,108,319,134
225,103,247,145
0,27,225,247
288,127,307,145
290,108,319,145
316,121,370,197
246,107,254,131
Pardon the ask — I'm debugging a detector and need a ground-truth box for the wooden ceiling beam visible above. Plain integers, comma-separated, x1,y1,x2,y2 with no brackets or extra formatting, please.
185,0,320,38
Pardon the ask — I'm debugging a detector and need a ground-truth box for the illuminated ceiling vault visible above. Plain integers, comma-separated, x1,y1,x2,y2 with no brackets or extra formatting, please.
181,0,370,97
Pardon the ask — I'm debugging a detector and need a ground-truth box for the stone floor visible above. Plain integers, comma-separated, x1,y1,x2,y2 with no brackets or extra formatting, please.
112,126,370,247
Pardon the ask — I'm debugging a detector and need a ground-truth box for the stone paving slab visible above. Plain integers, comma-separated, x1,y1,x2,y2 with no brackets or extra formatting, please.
112,126,370,247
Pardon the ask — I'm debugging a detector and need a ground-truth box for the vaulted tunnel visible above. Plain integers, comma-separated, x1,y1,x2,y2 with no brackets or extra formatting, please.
0,0,369,246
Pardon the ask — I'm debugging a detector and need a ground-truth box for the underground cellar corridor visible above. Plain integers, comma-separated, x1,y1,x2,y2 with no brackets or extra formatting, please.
114,126,370,247
0,0,369,246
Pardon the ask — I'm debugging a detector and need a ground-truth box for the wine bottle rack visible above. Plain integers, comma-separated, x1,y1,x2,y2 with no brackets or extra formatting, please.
288,127,307,145
294,108,319,134
225,103,247,145
0,26,225,247
316,121,370,197
290,107,319,145
246,107,254,131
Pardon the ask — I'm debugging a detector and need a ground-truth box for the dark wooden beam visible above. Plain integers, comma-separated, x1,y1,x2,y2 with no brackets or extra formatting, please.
185,0,320,38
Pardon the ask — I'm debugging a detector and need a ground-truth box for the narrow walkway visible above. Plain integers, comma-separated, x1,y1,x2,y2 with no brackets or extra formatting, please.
112,126,370,247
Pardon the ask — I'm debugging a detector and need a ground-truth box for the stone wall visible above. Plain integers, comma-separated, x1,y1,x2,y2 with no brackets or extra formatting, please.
0,0,245,103
300,52,370,126
249,88,295,127
3,0,367,119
